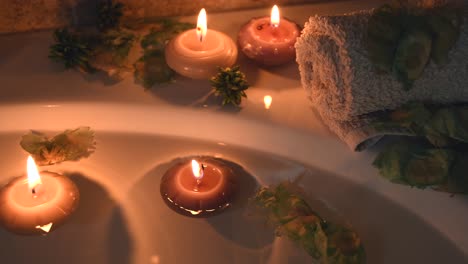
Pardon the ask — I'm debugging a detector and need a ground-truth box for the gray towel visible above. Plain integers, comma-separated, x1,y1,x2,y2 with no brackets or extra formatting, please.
295,5,468,151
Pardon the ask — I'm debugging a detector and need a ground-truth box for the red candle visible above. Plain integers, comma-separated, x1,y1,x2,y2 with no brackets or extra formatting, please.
160,157,238,218
237,5,301,66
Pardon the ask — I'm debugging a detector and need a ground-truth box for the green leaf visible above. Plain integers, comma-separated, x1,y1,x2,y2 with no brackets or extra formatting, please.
393,29,432,90
372,102,432,134
427,15,459,65
325,223,366,263
366,5,402,73
20,131,48,156
373,140,454,187
140,20,194,51
49,28,95,73
366,4,461,88
372,103,468,193
427,106,468,144
445,154,468,194
252,182,365,263
133,19,193,88
134,50,174,89
404,148,454,186
20,127,96,166
97,1,124,32
373,141,413,183
101,29,136,64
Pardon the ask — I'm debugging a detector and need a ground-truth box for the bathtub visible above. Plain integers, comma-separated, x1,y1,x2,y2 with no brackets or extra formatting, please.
0,1,467,263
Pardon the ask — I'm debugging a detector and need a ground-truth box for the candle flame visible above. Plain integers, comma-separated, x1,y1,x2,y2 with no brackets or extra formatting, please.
191,159,204,181
271,5,280,27
264,95,273,109
196,8,207,42
27,156,42,191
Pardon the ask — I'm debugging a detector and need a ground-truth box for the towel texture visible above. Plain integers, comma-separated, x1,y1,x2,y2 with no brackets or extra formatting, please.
296,4,468,151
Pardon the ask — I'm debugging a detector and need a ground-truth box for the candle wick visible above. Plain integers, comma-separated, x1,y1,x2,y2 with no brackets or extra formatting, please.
197,27,204,42
194,179,201,192
31,183,41,197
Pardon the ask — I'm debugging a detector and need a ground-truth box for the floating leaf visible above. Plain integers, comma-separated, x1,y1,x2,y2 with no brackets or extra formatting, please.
252,182,365,263
325,223,366,263
20,127,96,166
134,50,174,89
282,215,327,261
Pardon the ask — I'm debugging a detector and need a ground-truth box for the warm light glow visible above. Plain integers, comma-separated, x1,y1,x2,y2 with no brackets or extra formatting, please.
191,160,204,181
36,223,53,233
271,5,280,27
27,156,42,191
196,8,207,42
264,95,273,109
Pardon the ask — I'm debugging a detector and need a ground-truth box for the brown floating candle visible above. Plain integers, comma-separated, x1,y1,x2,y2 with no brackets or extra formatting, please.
160,157,238,218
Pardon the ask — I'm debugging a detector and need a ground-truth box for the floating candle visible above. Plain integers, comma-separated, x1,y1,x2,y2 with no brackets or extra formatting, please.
165,8,238,79
160,157,238,217
237,5,300,66
0,156,79,235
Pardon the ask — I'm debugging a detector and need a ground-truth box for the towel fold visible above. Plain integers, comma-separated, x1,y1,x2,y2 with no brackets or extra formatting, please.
296,5,468,151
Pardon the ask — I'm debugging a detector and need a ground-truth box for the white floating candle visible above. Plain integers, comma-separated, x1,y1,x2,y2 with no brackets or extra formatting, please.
0,156,80,235
165,8,238,79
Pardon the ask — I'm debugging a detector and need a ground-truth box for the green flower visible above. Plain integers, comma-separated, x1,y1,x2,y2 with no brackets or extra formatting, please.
211,66,249,106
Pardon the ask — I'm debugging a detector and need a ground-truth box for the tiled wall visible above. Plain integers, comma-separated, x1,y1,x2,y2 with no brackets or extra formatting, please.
0,0,311,34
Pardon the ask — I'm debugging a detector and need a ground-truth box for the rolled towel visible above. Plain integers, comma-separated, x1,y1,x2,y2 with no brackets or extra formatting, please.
296,5,468,150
